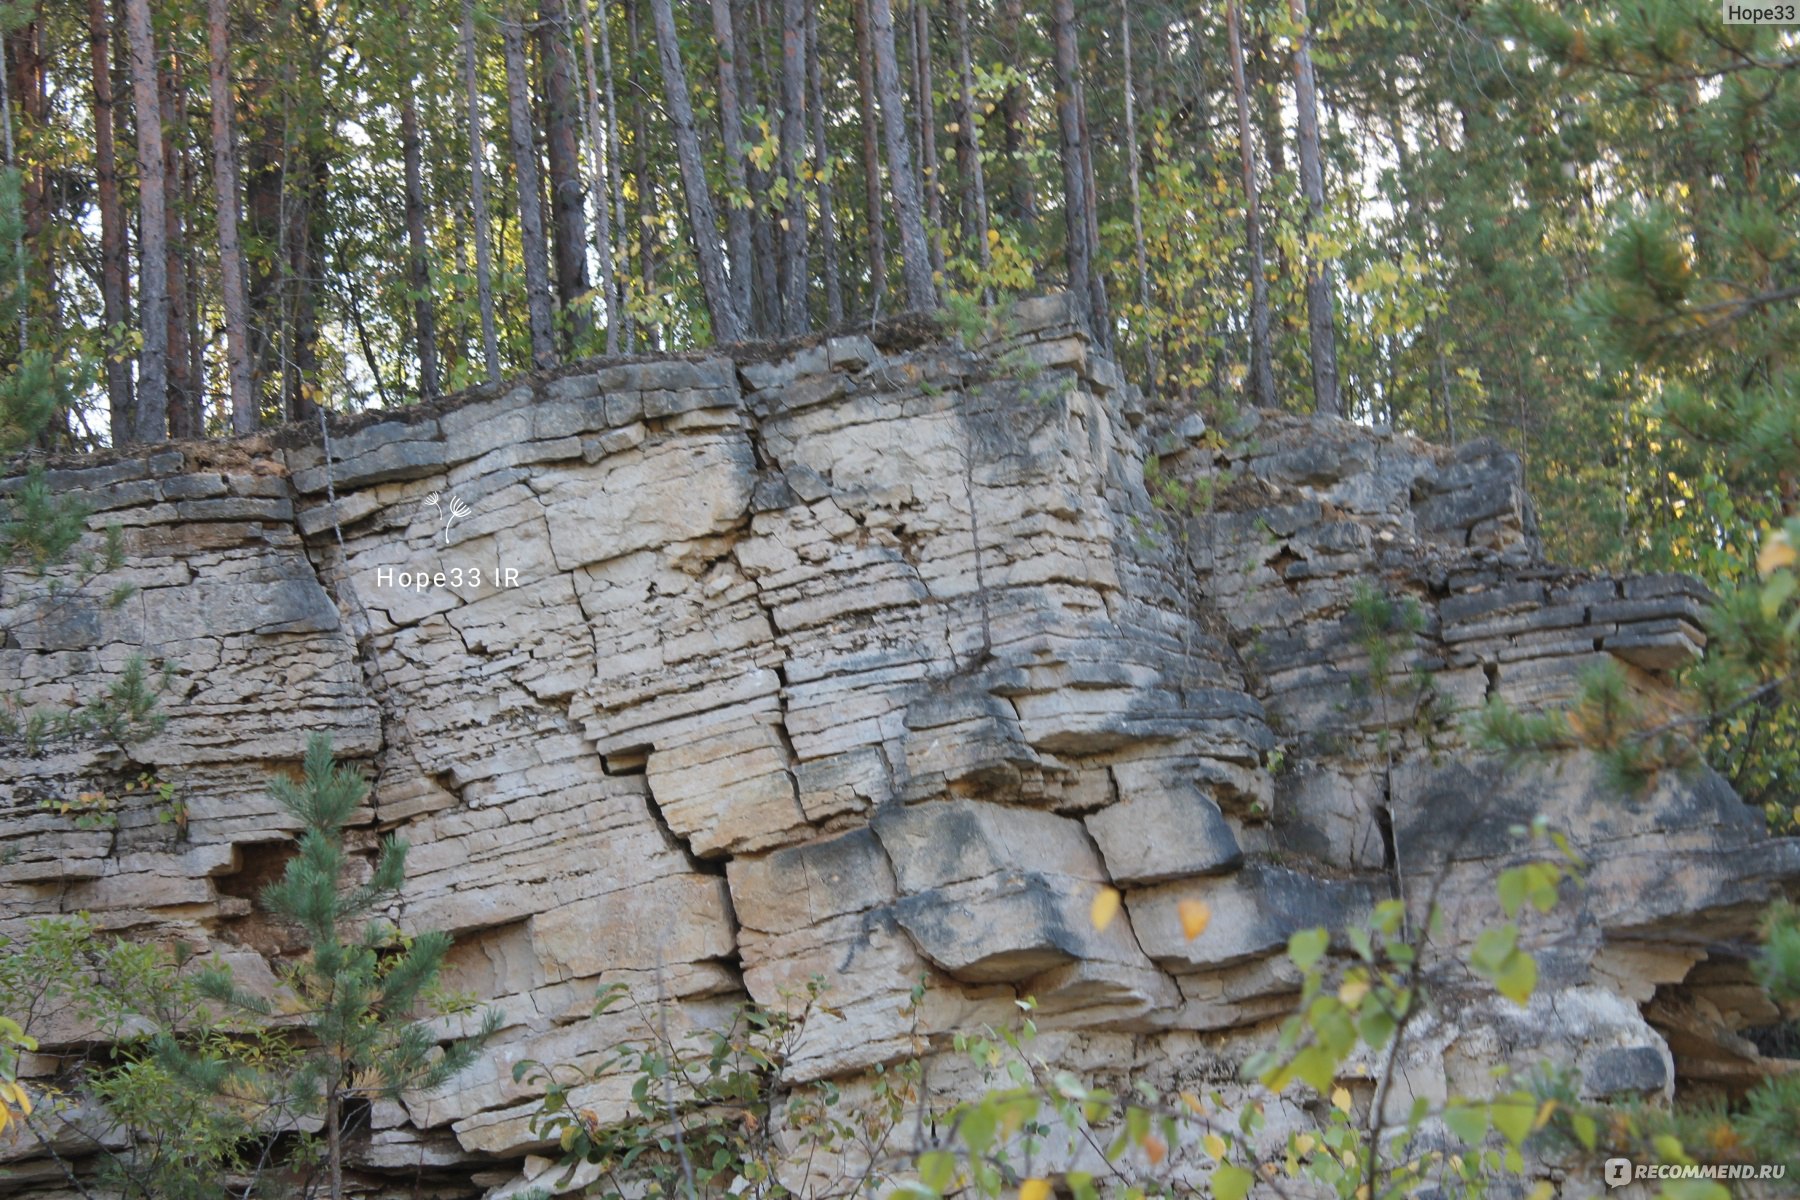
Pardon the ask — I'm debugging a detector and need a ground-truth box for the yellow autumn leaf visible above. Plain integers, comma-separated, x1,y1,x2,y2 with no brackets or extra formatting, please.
1178,899,1212,940
1020,1178,1052,1200
1203,1132,1228,1159
1758,529,1795,578
1090,886,1122,931
1179,1090,1205,1115
1294,1133,1316,1156
1337,976,1370,1007
1331,1086,1353,1112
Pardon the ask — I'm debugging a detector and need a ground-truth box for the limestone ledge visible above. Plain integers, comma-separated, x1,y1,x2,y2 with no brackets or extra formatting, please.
2,293,1794,1197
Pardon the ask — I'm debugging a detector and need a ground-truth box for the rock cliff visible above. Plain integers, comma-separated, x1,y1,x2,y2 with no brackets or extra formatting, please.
2,294,1795,1196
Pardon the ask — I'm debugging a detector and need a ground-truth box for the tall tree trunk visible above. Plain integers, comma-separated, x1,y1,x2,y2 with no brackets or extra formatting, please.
0,24,22,359
1120,0,1154,392
579,0,619,353
281,3,329,425
207,0,256,432
462,0,503,380
866,0,934,311
1226,0,1273,409
1049,0,1094,339
399,4,441,397
6,11,44,290
503,8,559,367
805,2,842,325
1287,0,1340,416
851,0,887,313
777,0,809,333
645,0,746,341
998,0,1034,231
286,150,327,423
183,141,203,428
910,0,942,273
1075,68,1108,349
629,0,660,347
600,0,633,349
708,0,754,331
947,0,989,287
326,1079,343,1200
88,0,133,435
123,0,167,442
539,0,592,347
738,0,780,334
160,68,196,438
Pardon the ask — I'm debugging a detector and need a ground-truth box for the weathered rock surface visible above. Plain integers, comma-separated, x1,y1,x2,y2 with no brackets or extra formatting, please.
2,294,1794,1196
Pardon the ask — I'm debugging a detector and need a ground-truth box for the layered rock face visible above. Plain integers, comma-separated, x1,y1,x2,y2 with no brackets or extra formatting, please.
2,295,1795,1195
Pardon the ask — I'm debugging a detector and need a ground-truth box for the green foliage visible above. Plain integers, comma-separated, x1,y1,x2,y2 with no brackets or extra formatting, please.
207,733,500,1104
1478,526,1800,1181
0,467,89,572
0,915,289,1197
0,1012,35,1135
0,742,499,1197
516,976,919,1199
0,653,173,756
901,827,1622,1200
1477,519,1800,823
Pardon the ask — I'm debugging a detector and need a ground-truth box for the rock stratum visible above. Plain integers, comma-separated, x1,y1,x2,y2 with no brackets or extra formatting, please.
3,294,1796,1196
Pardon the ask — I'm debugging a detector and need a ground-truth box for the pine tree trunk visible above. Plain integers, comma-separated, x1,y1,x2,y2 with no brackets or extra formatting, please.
286,151,327,423
462,0,503,380
503,8,560,367
598,0,633,349
777,0,809,334
1287,0,1340,416
123,0,167,443
740,0,780,334
805,2,842,325
326,1079,343,1200
1120,0,1155,393
207,0,256,432
646,0,746,341
998,0,1034,231
947,0,989,287
578,0,620,354
708,0,755,331
1075,70,1108,350
538,0,592,347
909,0,944,275
866,0,935,311
629,0,660,347
398,4,440,397
851,0,887,314
1226,0,1274,410
89,0,134,435
1049,0,1093,338
160,68,196,438
1,22,23,359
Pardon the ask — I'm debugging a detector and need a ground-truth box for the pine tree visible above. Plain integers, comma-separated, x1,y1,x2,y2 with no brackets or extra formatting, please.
200,734,499,1200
